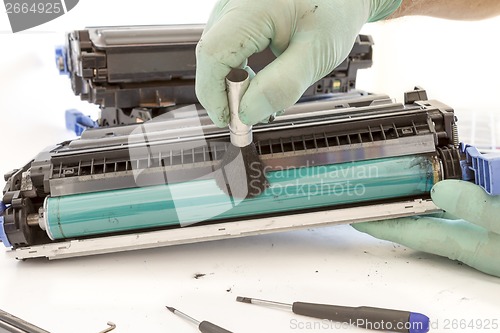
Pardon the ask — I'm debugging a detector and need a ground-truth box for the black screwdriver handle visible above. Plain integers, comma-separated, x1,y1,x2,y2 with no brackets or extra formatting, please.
198,321,233,333
292,302,427,333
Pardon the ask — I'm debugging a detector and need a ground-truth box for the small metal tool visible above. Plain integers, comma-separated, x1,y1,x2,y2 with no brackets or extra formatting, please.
215,68,269,199
98,322,116,333
236,296,430,333
166,306,233,333
0,309,115,333
0,309,50,333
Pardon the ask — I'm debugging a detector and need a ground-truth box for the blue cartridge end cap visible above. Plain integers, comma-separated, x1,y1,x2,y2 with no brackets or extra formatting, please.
55,46,69,75
65,109,98,136
460,142,500,195
0,216,12,248
409,312,430,333
1,202,12,247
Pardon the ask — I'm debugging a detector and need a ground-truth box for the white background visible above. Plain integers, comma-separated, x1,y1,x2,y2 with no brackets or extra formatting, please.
0,1,500,332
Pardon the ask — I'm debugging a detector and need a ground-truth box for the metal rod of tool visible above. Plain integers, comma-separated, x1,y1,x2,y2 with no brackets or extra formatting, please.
166,307,200,326
236,296,430,333
98,322,116,333
0,309,51,333
235,297,292,311
166,306,233,333
216,68,269,199
226,69,251,147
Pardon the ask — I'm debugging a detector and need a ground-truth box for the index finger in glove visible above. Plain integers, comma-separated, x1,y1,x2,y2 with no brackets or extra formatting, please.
195,3,287,127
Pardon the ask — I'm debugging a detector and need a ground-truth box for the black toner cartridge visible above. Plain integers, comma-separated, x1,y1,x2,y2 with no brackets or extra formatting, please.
1,88,471,260
56,24,374,127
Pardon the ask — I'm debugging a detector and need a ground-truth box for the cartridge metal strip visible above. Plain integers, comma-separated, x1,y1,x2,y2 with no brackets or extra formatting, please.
8,199,440,260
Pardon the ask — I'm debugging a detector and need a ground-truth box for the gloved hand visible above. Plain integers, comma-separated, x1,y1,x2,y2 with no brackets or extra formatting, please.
196,0,402,127
353,180,500,277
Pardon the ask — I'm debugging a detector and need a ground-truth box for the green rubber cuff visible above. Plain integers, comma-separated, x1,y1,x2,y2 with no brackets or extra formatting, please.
368,0,403,22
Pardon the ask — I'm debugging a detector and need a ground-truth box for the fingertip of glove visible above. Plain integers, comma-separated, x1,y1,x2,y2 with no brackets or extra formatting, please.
431,179,458,192
205,106,229,128
352,221,395,241
239,94,275,126
351,222,372,233
352,217,422,236
431,180,471,210
215,112,230,128
352,221,395,236
238,111,255,126
431,179,474,193
237,99,291,125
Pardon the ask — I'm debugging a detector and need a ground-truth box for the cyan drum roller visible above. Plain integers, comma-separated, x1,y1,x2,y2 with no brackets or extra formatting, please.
43,155,437,239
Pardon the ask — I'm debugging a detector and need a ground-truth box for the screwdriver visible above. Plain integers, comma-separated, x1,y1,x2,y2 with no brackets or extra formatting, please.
236,296,430,333
166,306,233,333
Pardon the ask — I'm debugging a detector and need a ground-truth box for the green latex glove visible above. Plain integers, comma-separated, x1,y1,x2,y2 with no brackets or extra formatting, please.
353,180,500,277
196,0,402,127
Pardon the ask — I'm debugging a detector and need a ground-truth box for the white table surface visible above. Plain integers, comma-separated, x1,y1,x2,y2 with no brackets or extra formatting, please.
1,7,500,333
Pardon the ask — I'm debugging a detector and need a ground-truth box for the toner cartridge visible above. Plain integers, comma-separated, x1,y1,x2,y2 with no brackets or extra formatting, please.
1,88,466,260
57,24,374,127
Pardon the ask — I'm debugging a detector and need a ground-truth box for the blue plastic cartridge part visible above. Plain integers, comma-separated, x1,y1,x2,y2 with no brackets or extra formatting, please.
55,46,69,75
460,143,500,195
0,202,11,247
65,109,99,136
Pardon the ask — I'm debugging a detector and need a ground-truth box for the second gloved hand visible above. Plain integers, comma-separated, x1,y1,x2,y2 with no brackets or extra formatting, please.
353,180,500,277
196,0,402,127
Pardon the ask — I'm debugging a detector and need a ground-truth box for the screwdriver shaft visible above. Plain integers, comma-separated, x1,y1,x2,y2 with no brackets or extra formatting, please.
236,296,292,311
166,306,234,333
166,307,200,326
